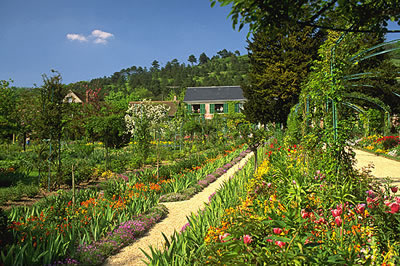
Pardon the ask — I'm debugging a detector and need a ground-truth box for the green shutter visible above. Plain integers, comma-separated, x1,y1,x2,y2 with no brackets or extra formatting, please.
200,104,205,114
235,103,239,113
210,104,215,114
223,103,228,114
187,104,192,113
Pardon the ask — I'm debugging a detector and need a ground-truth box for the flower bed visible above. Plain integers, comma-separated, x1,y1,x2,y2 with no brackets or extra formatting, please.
146,139,400,265
357,135,400,158
159,148,250,202
1,144,248,265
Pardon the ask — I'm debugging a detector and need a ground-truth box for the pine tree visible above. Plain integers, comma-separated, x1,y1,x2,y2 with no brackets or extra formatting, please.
243,27,323,125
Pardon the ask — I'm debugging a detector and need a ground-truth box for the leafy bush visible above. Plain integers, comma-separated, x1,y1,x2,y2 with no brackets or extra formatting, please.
59,160,93,185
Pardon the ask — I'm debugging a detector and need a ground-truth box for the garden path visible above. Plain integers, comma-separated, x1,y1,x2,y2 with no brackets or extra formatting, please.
104,152,253,266
354,149,400,189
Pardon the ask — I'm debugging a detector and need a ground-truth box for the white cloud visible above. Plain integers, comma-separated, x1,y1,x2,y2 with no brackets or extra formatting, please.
91,29,113,40
66,33,88,42
93,38,107,44
66,29,114,44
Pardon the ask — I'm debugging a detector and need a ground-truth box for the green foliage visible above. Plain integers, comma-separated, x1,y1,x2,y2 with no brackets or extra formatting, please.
243,27,322,125
0,80,18,141
86,113,129,149
182,118,202,137
210,0,399,36
285,105,303,145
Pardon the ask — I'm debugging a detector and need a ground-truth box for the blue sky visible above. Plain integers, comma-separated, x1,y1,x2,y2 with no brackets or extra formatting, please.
0,0,249,87
1,1,399,88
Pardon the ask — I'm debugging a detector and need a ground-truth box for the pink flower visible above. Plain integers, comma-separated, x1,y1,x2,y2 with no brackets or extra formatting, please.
391,187,398,193
301,209,309,219
267,183,272,188
331,209,342,217
356,204,366,214
335,216,342,226
366,190,375,198
243,235,252,245
273,228,283,235
366,197,375,206
275,241,286,248
389,202,400,214
219,233,230,243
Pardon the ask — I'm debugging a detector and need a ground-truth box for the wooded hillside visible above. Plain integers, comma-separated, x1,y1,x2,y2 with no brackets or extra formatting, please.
66,49,249,101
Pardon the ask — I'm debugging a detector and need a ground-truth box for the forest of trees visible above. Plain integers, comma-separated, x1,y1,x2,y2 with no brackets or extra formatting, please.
66,49,249,102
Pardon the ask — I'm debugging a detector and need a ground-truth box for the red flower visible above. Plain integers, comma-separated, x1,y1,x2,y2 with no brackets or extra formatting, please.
301,209,309,219
243,235,252,245
388,202,400,214
273,228,283,234
275,241,286,248
356,204,366,214
331,209,342,217
335,216,342,226
391,187,398,193
219,233,230,243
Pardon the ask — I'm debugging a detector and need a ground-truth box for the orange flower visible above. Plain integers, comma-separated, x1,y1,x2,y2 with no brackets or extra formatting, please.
150,183,161,191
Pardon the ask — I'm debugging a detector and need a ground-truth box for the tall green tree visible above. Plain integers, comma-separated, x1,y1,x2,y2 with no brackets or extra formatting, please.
210,0,400,36
150,60,160,72
188,54,197,65
199,52,210,65
0,80,17,141
34,71,68,188
243,27,323,125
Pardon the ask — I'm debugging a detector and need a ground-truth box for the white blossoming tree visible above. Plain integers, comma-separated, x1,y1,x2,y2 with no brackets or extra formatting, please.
125,99,170,165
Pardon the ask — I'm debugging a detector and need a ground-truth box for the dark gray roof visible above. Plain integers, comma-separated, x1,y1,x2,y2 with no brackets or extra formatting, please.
184,86,245,102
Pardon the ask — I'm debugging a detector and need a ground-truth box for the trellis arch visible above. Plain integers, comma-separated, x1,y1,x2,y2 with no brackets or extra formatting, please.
342,92,391,135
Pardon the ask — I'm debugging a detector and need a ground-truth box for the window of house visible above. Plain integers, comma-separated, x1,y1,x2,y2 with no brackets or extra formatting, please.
67,97,73,103
192,104,200,113
215,104,224,113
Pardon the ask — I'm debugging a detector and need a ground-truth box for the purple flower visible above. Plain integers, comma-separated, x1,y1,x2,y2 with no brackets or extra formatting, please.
118,174,129,182
198,179,209,187
208,192,216,202
206,174,216,183
180,222,190,233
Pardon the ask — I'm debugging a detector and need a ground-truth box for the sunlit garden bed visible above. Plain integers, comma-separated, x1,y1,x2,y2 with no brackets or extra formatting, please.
0,142,249,265
146,137,400,265
356,135,400,161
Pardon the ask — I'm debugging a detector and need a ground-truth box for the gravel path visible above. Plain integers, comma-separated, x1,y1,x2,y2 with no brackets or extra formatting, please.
104,152,253,266
354,149,400,188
